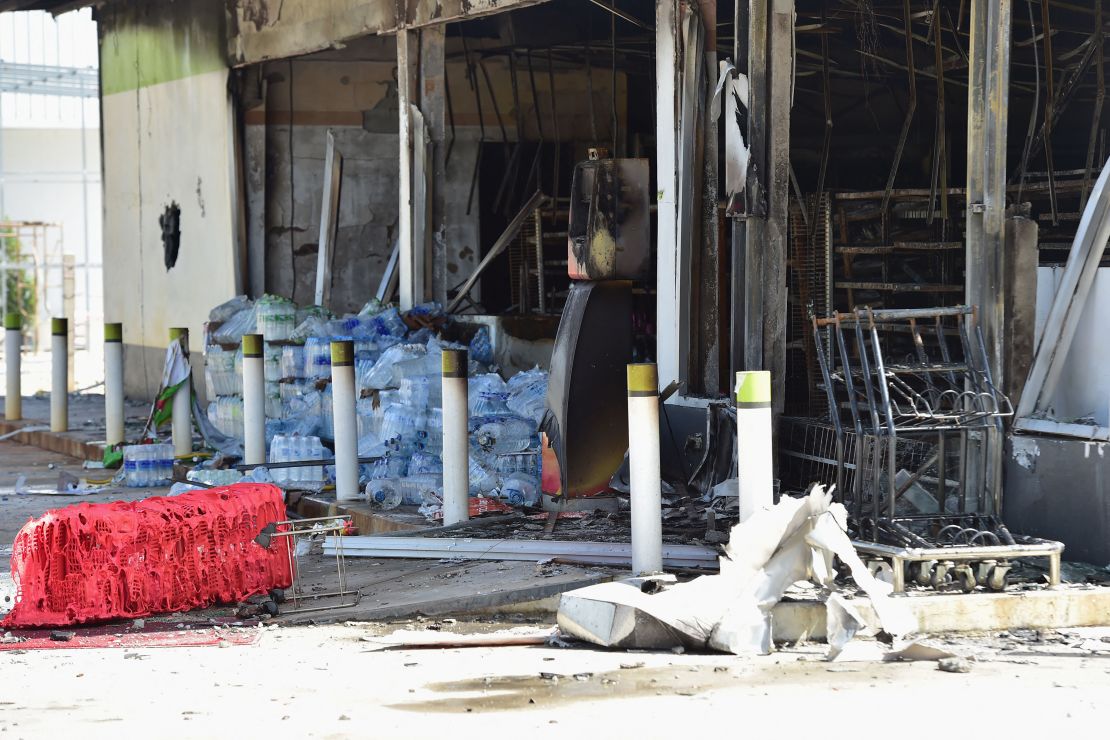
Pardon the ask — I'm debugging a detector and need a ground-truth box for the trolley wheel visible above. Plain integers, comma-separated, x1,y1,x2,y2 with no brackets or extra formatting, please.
930,562,952,590
955,565,977,593
986,564,1010,592
913,560,936,587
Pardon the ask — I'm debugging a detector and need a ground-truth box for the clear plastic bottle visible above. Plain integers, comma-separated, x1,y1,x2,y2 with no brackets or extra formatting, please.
398,474,442,505
123,446,138,487
366,478,402,509
407,450,443,476
500,474,540,507
471,415,534,454
468,452,498,494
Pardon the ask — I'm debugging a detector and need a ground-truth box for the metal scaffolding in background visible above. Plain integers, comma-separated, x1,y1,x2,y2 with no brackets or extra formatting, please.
0,58,98,351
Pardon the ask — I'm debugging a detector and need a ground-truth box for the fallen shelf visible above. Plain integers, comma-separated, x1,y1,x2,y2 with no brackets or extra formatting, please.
322,536,720,570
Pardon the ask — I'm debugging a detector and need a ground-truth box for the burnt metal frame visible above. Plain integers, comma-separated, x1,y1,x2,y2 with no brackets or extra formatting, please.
257,515,360,615
813,305,1012,541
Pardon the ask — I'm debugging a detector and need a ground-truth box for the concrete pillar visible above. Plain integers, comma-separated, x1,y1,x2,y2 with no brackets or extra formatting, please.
397,28,419,311
655,0,683,390
966,0,1012,505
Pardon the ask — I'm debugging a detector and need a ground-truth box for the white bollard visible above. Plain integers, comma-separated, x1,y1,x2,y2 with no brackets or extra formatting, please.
104,322,125,446
4,313,21,421
330,340,360,502
441,348,469,526
736,370,774,521
50,318,68,432
242,333,267,466
627,363,663,575
170,327,192,457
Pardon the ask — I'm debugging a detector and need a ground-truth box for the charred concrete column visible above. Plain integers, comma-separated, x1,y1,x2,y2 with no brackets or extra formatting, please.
398,27,419,311
966,0,1012,504
421,24,447,306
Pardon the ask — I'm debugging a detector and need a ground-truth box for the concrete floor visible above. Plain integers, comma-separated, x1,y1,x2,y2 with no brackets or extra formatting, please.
2,621,1109,737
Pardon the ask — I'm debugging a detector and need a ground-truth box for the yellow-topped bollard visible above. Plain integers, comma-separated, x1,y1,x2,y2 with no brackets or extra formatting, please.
50,318,68,432
441,348,470,525
104,322,124,445
4,313,22,421
330,339,359,502
627,363,662,574
735,370,773,521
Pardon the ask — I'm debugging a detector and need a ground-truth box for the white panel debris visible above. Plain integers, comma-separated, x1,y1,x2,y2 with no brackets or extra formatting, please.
557,485,916,657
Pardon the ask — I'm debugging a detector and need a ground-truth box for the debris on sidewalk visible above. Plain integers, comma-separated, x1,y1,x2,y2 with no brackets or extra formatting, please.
557,485,916,657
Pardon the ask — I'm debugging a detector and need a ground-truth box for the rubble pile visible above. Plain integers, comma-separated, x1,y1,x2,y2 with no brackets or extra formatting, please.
201,295,547,518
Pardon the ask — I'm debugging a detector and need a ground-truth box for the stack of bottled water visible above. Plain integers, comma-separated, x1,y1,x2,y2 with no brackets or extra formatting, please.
202,294,552,510
123,444,175,487
269,434,327,487
256,294,296,341
187,468,243,486
207,396,244,438
280,345,304,380
204,347,240,396
304,337,332,379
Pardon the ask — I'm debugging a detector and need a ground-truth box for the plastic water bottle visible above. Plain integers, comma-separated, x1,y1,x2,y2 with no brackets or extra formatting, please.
471,416,534,454
500,475,540,507
366,478,402,509
407,451,442,476
123,446,139,487
468,453,498,494
398,474,442,505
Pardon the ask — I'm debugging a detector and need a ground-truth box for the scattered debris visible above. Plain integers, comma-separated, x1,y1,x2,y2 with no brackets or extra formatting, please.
937,657,973,674
557,486,915,656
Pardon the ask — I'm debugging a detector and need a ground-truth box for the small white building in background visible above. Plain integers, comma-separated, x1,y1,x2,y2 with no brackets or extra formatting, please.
0,8,100,378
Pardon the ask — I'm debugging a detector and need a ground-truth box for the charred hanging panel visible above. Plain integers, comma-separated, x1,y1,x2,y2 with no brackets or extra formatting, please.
160,202,182,271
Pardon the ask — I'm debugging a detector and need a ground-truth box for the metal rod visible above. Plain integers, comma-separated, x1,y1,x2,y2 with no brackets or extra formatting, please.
586,0,653,31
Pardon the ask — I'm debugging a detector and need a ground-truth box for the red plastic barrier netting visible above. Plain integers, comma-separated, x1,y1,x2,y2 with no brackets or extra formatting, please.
2,483,293,628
